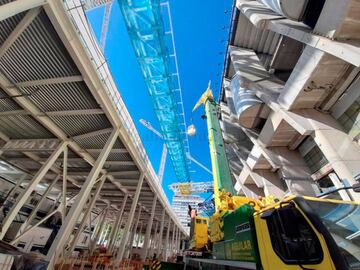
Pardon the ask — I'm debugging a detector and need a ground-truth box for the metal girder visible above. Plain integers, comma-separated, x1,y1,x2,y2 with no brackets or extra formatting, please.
0,110,28,116
85,148,128,154
43,170,139,176
44,109,104,116
46,129,119,266
108,194,128,252
67,175,106,256
157,208,166,255
0,7,41,58
45,0,187,235
13,175,61,244
142,196,157,260
0,141,67,240
115,173,144,264
119,0,190,181
164,217,171,259
15,75,83,87
0,0,46,22
1,139,60,152
72,128,113,140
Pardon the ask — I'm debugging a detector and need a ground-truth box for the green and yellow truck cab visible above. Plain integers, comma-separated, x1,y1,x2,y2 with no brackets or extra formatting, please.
187,84,360,270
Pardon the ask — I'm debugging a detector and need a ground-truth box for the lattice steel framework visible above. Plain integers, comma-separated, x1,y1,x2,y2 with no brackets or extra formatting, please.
169,181,214,195
119,0,190,181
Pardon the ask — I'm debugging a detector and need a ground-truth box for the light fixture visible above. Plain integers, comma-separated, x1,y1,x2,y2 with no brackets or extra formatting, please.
187,124,196,136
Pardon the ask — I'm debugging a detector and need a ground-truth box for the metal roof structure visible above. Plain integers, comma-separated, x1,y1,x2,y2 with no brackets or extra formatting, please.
119,0,191,182
0,0,187,261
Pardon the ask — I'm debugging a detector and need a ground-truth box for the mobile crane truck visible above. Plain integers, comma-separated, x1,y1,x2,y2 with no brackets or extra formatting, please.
184,83,360,270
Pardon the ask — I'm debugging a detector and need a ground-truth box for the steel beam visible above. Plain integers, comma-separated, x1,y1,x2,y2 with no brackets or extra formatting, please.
150,221,159,258
0,0,46,22
128,206,142,258
46,129,119,266
0,141,67,240
156,208,165,256
13,175,60,244
136,222,144,248
44,109,104,116
164,218,171,260
67,175,106,256
0,7,40,58
142,196,157,260
90,205,109,254
171,221,176,255
0,174,27,213
115,173,144,264
10,207,60,245
62,147,68,217
15,75,83,87
108,194,128,252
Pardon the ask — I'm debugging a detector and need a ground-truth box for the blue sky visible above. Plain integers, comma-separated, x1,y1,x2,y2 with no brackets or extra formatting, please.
87,1,232,202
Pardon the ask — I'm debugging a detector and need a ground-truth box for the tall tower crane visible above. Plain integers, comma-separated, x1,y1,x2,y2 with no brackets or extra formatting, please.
81,0,113,50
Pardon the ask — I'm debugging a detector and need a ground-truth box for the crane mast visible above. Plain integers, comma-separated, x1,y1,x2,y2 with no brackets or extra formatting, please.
193,82,235,209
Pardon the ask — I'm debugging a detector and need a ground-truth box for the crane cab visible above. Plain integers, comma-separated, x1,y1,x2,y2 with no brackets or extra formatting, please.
189,217,209,251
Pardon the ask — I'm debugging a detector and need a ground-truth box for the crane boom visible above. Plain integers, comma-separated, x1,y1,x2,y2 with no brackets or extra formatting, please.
139,119,212,176
193,82,235,209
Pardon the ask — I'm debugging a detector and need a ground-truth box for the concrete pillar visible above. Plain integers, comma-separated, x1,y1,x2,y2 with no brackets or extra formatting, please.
156,208,165,257
108,194,128,252
67,175,106,256
115,173,145,264
164,218,171,260
46,129,119,266
142,196,157,260
328,173,352,201
284,109,360,200
312,128,360,200
0,141,67,240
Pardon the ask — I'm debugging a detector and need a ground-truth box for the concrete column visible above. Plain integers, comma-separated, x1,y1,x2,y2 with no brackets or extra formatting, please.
67,176,106,256
328,173,352,201
108,194,128,252
46,129,119,266
283,109,360,200
0,141,67,240
115,173,145,264
313,128,360,200
156,208,165,257
164,218,171,260
142,196,157,260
